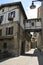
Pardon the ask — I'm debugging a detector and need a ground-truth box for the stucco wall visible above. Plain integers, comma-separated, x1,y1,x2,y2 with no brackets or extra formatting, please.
0,6,20,24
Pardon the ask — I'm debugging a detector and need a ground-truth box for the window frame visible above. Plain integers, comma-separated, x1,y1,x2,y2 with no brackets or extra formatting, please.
6,26,13,35
0,15,3,24
8,11,15,18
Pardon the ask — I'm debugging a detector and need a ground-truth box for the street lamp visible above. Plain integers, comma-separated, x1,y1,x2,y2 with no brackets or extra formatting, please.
30,0,42,9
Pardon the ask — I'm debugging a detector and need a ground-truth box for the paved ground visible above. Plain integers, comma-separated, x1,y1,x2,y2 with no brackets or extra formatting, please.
0,48,43,65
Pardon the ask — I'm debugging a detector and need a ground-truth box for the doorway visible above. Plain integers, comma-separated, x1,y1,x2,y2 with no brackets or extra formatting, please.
3,43,7,49
21,41,25,55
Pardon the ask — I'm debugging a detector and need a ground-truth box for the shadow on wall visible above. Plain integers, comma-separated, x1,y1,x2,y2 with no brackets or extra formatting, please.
0,50,16,62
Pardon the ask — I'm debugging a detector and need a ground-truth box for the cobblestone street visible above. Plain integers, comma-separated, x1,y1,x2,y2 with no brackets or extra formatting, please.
0,48,43,65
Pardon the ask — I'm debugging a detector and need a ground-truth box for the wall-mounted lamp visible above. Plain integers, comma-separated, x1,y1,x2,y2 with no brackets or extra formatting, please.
30,0,42,9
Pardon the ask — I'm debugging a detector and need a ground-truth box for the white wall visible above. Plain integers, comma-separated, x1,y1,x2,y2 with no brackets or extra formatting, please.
0,6,20,24
0,5,25,29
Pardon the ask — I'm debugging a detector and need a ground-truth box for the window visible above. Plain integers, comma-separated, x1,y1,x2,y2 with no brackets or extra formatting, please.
2,9,4,12
6,27,13,35
8,11,15,19
32,22,34,26
11,11,15,17
0,16,3,24
0,29,2,36
3,43,7,49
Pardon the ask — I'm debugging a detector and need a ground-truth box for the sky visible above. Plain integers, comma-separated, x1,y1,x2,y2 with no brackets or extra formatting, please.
0,0,41,19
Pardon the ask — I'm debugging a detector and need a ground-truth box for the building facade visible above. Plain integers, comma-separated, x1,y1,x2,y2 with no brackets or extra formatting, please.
37,1,43,51
24,18,42,50
0,2,30,57
0,1,42,58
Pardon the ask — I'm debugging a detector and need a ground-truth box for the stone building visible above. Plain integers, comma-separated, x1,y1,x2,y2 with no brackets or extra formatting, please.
0,2,30,57
37,1,43,51
0,1,42,58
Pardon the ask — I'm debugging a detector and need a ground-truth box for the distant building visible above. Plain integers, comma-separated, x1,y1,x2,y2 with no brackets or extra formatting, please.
31,32,37,48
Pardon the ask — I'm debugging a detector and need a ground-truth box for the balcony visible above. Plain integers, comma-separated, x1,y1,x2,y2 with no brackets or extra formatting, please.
24,18,42,32
8,16,13,21
8,11,15,21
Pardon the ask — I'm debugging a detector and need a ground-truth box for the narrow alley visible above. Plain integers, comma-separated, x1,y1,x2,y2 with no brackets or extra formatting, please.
0,48,43,65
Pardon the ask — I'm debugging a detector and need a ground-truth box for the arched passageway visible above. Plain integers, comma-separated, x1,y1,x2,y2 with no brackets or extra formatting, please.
21,18,42,55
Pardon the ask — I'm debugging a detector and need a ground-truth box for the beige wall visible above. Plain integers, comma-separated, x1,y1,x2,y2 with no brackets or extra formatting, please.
20,11,24,29
38,5,43,45
0,39,15,52
0,21,25,56
0,38,20,56
0,5,24,29
25,41,31,52
0,22,18,36
37,6,43,50
37,32,42,47
0,5,25,36
0,5,27,56
0,22,19,56
0,6,20,24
